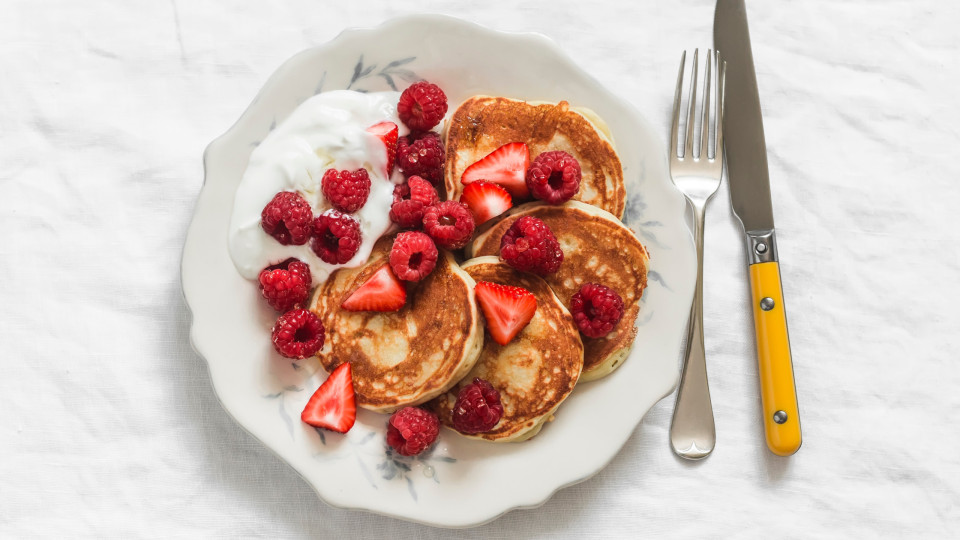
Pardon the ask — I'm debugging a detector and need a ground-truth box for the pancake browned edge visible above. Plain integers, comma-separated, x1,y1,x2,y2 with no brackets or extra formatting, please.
428,257,583,442
442,96,626,218
467,201,649,382
310,236,483,413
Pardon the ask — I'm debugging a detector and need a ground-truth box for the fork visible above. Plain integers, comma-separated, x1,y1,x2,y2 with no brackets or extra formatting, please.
668,49,726,460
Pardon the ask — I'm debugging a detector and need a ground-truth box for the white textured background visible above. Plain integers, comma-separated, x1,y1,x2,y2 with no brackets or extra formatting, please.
3,0,960,537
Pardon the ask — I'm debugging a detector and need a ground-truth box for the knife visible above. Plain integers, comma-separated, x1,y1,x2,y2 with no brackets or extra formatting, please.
714,0,802,456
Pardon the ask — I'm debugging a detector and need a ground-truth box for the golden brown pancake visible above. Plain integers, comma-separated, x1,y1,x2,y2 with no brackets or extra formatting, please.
467,201,649,381
443,96,626,218
429,257,583,442
310,236,483,412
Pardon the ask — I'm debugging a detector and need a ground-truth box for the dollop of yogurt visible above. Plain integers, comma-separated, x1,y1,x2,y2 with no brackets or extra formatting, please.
228,90,406,285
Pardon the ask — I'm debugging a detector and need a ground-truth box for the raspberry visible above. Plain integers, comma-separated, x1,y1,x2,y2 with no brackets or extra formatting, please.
258,259,312,311
452,378,504,434
385,407,440,456
397,132,444,185
311,211,362,264
397,81,448,131
389,176,439,229
570,283,625,338
389,231,438,282
271,308,325,359
500,216,564,275
526,151,582,205
422,201,476,250
261,191,313,245
396,132,412,160
321,168,371,213
389,197,422,230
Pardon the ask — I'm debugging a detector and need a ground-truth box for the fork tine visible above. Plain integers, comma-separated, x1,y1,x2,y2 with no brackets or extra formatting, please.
715,54,727,165
671,51,686,159
684,49,699,161
701,49,712,160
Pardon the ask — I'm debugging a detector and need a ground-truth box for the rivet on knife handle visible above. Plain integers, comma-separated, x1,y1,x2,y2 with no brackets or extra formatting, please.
747,232,801,456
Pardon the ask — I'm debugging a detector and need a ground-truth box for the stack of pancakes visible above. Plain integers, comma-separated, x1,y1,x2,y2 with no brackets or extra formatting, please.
311,96,650,442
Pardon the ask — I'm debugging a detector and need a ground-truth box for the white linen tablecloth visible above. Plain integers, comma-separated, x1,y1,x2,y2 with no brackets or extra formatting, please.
3,0,959,537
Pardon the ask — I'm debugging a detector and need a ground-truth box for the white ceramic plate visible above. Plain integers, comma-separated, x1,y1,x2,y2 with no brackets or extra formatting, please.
181,14,696,528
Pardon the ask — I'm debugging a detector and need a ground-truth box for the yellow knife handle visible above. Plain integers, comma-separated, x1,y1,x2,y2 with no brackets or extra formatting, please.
749,261,802,456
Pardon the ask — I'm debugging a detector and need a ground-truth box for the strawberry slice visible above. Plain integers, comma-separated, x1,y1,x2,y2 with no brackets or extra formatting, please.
460,142,530,199
341,264,406,312
460,181,513,225
474,281,537,346
301,363,356,433
366,121,399,176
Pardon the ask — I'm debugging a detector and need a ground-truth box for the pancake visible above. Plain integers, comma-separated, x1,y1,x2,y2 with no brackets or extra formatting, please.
467,201,649,381
429,257,583,442
310,236,483,412
443,96,626,218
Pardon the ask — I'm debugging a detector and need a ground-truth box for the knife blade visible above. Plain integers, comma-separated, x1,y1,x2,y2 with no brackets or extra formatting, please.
715,0,802,456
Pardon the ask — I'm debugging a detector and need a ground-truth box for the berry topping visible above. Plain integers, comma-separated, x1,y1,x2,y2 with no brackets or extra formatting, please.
386,407,440,456
311,211,362,264
258,259,312,312
341,264,407,312
500,216,564,276
397,81,448,132
460,142,530,199
366,121,399,176
271,308,325,359
301,363,356,433
452,378,504,434
389,176,439,229
260,191,313,245
397,131,445,185
422,200,476,250
389,231,439,282
321,168,371,213
526,150,582,204
474,281,537,346
459,180,513,225
570,283,625,338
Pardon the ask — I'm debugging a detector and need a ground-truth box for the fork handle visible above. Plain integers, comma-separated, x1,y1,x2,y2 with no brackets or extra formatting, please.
670,203,716,460
746,232,801,456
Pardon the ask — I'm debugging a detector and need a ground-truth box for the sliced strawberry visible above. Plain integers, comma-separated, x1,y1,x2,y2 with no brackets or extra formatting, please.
474,281,537,346
460,142,530,199
301,363,356,433
366,121,399,176
341,264,406,312
460,181,513,225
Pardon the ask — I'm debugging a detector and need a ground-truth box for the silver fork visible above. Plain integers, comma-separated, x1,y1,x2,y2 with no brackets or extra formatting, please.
668,49,726,460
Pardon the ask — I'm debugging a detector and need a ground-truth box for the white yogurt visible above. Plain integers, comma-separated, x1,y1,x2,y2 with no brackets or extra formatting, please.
228,90,406,285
